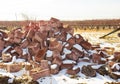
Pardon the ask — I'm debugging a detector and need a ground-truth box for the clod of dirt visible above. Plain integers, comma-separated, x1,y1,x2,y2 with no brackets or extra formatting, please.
81,65,96,77
97,65,109,76
0,75,9,84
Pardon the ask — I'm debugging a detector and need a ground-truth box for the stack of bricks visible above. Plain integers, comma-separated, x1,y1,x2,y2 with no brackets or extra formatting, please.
0,18,120,80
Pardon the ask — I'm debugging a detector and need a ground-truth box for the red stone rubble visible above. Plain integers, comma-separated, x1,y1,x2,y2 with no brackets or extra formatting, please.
0,17,120,80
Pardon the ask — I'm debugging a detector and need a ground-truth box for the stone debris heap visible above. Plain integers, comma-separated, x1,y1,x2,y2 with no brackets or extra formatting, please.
0,18,120,81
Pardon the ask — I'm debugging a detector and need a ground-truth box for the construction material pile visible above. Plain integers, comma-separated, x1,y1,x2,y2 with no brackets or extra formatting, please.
0,18,120,82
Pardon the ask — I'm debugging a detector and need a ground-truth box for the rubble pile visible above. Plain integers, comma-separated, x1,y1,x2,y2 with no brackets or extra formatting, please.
0,18,120,81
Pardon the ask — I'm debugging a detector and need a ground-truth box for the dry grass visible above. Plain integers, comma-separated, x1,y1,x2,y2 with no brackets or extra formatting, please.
74,28,120,51
74,28,120,45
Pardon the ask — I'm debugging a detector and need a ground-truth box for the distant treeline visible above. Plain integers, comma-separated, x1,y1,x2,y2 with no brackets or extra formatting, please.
0,19,120,27
62,19,120,26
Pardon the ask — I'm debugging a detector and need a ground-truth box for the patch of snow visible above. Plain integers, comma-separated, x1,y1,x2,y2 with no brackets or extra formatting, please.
0,71,14,78
8,78,14,83
62,42,67,46
11,50,16,53
63,48,71,54
21,38,26,43
44,41,47,46
11,68,28,77
51,64,58,69
0,32,2,35
66,33,72,41
83,57,89,60
65,43,69,47
25,62,31,65
22,48,28,55
48,61,51,65
73,44,82,51
37,76,57,84
15,59,26,63
46,50,53,57
75,34,79,38
4,37,10,41
77,62,93,69
55,32,60,35
100,43,115,49
0,69,7,73
63,60,76,64
111,63,120,70
101,58,106,61
11,56,16,63
2,46,11,53
73,66,79,70
91,64,103,69
5,57,25,64
108,55,114,60
58,41,62,44
61,54,66,60
88,50,97,55
32,56,35,61
112,72,120,75
47,38,50,40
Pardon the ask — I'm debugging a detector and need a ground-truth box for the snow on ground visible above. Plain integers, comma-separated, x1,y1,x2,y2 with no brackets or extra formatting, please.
0,43,120,84
37,61,119,84
0,61,119,84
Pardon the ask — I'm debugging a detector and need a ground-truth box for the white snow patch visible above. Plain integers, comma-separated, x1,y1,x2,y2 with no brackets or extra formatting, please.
108,55,114,60
112,63,120,70
75,34,79,38
83,57,90,60
61,54,66,60
55,31,60,35
88,50,97,55
63,60,76,64
100,43,115,49
58,41,62,44
73,44,82,51
48,61,52,65
4,37,10,41
66,33,72,41
112,72,120,75
0,32,2,35
22,48,28,55
51,64,58,69
11,56,16,63
8,78,14,83
37,76,57,84
21,38,27,43
101,58,106,61
73,66,79,70
11,50,16,53
63,48,71,54
62,42,67,46
2,46,11,53
91,64,103,69
11,68,28,77
15,59,25,63
65,43,69,47
46,50,53,57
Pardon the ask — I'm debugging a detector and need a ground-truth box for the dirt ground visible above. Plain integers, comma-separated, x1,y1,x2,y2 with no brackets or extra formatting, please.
74,28,120,45
74,28,120,52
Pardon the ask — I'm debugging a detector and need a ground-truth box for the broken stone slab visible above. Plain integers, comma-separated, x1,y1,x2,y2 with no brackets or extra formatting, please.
50,64,59,74
67,66,80,75
29,68,50,81
2,53,12,62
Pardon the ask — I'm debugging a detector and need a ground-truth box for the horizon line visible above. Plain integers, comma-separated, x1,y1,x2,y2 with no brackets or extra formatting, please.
0,18,120,21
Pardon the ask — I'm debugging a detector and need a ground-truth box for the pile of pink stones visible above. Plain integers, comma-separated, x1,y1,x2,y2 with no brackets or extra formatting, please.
0,18,120,81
